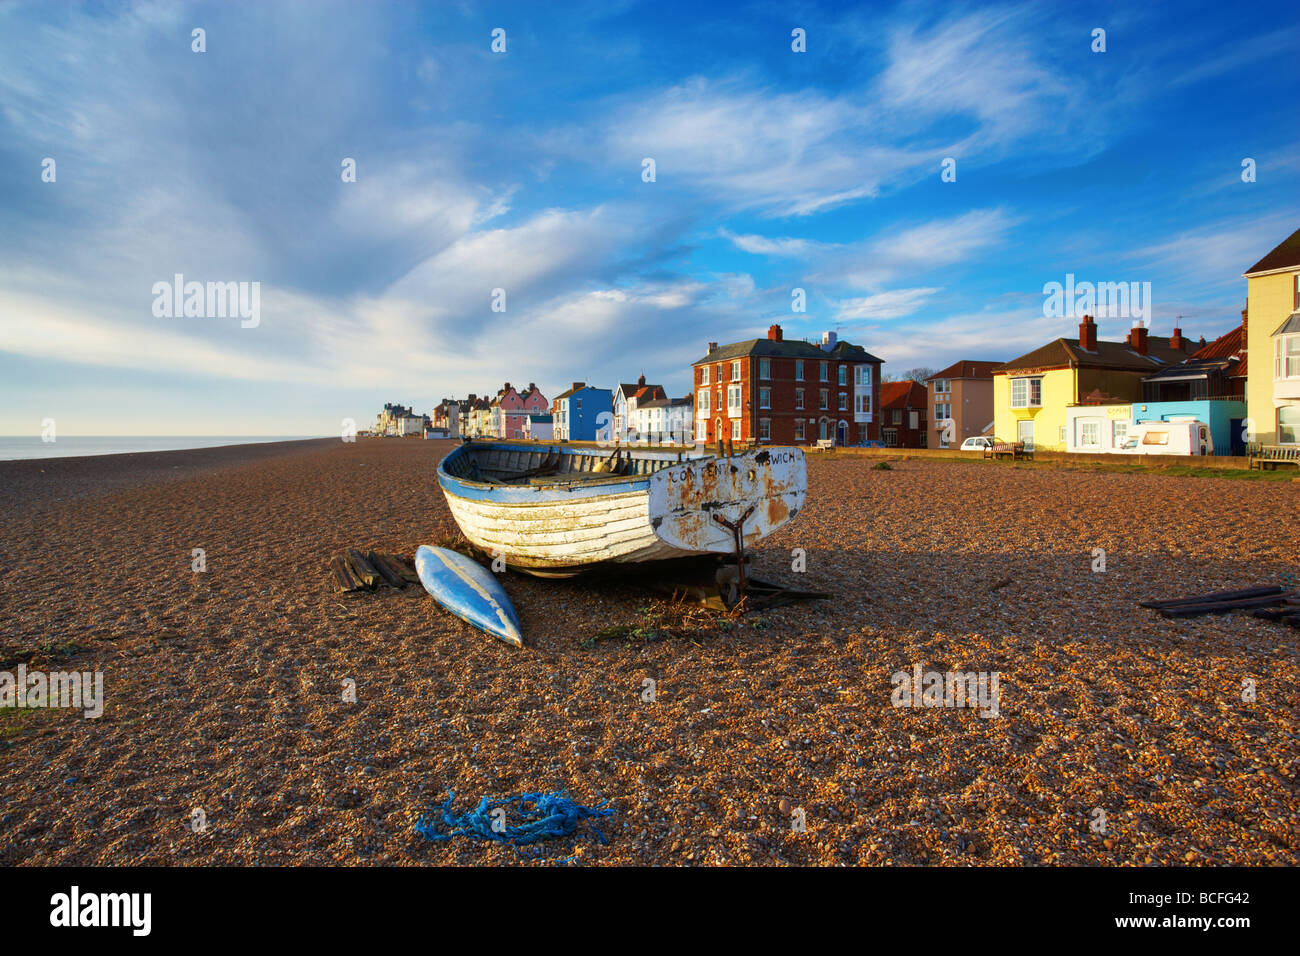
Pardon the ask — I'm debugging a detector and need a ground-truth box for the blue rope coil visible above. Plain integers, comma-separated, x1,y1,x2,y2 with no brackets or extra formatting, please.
415,790,614,857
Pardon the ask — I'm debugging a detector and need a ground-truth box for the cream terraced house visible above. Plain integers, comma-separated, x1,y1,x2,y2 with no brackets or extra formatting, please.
1243,227,1300,445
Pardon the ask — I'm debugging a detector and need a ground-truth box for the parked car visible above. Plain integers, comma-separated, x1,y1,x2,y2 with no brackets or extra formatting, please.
856,439,886,448
959,436,996,451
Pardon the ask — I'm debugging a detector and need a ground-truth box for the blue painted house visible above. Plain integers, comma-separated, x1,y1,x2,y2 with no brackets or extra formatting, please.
552,382,613,442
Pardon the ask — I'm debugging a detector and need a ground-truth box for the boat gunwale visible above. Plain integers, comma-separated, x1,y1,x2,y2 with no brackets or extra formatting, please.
436,439,697,496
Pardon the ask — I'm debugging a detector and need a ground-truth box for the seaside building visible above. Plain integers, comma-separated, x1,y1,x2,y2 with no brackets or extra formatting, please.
992,315,1196,451
552,382,614,442
925,361,1000,449
523,413,554,440
489,382,548,440
431,399,460,438
376,402,422,437
613,376,667,441
692,325,883,446
880,381,928,448
1243,226,1300,446
633,396,694,443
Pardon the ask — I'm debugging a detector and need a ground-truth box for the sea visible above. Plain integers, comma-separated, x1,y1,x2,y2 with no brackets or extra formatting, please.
0,436,325,462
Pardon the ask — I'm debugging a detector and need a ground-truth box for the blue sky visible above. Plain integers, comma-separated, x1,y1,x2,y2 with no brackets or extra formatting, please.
0,0,1296,435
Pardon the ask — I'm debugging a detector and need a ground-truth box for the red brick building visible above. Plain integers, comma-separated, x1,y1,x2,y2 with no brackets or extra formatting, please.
880,380,929,448
691,325,884,446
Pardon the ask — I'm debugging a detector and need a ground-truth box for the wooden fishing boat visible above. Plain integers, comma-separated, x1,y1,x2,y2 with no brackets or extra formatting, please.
436,440,806,576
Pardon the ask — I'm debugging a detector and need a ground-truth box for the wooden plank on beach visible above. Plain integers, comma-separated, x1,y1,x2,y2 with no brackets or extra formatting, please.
347,549,385,589
1140,585,1284,610
374,551,420,585
367,551,413,588
1158,593,1294,618
330,555,368,594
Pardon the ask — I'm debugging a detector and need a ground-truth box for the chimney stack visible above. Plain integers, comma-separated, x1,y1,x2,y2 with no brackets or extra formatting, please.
1127,321,1148,356
637,374,646,386
821,330,837,351
571,381,585,391
1169,327,1184,350
767,323,783,341
1078,314,1097,351
707,341,718,354
1241,306,1248,341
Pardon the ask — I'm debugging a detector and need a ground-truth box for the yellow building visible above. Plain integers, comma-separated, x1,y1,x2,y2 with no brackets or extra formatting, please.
992,316,1195,450
1243,227,1300,446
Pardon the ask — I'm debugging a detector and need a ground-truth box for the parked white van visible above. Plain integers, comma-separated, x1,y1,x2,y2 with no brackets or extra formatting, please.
1118,418,1212,456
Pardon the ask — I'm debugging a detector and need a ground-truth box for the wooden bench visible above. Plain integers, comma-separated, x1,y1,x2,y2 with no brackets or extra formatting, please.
984,441,1033,461
1248,444,1300,470
815,439,835,451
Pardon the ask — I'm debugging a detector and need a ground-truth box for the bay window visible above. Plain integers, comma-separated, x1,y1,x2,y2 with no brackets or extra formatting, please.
1010,376,1043,408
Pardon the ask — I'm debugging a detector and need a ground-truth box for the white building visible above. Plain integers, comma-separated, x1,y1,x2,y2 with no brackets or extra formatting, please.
1065,403,1133,453
524,413,554,440
632,396,694,443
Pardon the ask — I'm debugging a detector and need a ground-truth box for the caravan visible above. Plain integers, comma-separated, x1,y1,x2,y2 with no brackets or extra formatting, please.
1117,417,1213,456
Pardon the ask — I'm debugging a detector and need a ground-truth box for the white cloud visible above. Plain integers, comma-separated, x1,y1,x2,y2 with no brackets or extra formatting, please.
835,288,940,321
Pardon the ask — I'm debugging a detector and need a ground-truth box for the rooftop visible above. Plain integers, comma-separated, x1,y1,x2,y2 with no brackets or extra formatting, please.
1244,226,1300,276
997,334,1192,374
928,360,1003,381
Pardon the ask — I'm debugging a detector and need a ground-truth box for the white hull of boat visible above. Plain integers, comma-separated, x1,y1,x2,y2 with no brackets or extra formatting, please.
443,487,693,570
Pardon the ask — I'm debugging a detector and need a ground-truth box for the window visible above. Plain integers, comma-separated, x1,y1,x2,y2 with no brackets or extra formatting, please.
855,393,871,414
819,389,828,410
1113,421,1128,444
731,419,741,440
1010,376,1043,408
700,365,710,385
759,418,771,441
1279,405,1300,444
1059,426,1067,442
759,358,771,379
727,384,742,413
731,360,742,381
795,388,804,410
883,428,898,447
794,419,805,441
715,364,722,383
855,365,872,388
1078,421,1101,447
795,360,804,381
1276,334,1300,379
935,402,951,421
934,379,950,394
892,409,902,424
759,387,771,409
838,365,847,386
820,361,828,381
696,420,708,442
838,393,848,411
716,390,722,414
1142,430,1170,446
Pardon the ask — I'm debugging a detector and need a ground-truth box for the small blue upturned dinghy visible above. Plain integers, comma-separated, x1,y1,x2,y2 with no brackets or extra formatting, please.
414,545,524,648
